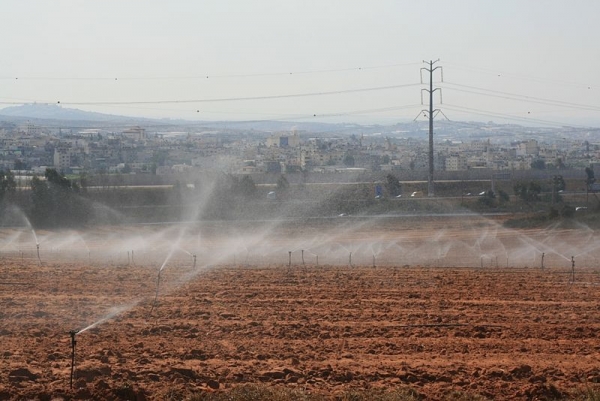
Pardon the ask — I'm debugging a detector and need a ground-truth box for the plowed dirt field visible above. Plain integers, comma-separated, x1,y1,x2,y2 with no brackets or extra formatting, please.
2,259,600,400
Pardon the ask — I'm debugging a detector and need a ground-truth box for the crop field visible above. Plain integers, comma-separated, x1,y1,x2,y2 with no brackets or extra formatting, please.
1,218,600,400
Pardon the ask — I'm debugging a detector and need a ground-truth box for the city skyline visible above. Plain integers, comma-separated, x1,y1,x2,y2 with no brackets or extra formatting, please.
1,1,599,127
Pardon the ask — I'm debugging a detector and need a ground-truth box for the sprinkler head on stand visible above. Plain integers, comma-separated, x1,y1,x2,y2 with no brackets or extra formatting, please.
68,330,79,389
193,254,197,268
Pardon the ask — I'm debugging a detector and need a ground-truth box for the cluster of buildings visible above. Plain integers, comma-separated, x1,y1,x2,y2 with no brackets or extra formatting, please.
0,120,597,179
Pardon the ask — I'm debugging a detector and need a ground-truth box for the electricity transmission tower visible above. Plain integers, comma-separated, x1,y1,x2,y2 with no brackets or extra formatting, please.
420,60,443,197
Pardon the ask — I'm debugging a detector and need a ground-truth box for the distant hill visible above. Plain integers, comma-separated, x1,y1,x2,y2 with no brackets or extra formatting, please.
0,103,136,122
0,103,359,132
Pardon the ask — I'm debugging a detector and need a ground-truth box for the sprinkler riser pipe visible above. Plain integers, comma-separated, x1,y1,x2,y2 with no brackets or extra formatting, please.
68,330,78,389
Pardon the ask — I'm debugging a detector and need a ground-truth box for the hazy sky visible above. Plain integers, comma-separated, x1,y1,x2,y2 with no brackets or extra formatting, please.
1,0,599,126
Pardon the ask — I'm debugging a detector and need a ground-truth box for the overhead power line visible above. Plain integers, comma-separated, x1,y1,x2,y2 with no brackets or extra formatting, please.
444,61,597,90
0,61,421,81
442,82,600,113
443,104,597,129
3,82,420,106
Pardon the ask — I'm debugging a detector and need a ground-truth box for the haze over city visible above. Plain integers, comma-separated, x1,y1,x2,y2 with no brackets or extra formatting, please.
1,0,599,126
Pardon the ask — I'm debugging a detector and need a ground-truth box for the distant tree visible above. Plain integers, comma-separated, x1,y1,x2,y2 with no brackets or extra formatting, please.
560,204,575,218
30,176,52,227
478,190,496,207
555,157,565,169
152,150,168,166
121,163,132,174
0,169,16,204
497,189,510,204
530,159,546,170
381,155,391,164
78,172,88,192
514,181,541,202
276,175,289,191
29,169,90,228
550,175,565,204
238,175,257,198
13,159,27,170
585,166,596,190
384,174,402,197
553,175,566,192
46,168,72,189
343,154,355,167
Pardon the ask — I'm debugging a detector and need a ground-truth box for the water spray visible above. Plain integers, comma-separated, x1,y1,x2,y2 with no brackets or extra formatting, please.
150,250,174,316
68,330,78,389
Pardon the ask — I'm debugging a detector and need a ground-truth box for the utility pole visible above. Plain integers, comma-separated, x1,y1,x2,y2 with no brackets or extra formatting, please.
420,60,443,197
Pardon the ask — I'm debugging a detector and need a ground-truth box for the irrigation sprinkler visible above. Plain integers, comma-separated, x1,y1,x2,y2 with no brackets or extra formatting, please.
288,251,292,268
541,253,545,269
193,254,197,269
68,330,78,389
36,243,41,265
373,254,376,268
127,251,131,265
571,256,575,283
301,250,305,265
131,250,135,266
316,255,319,266
349,252,352,267
149,270,162,315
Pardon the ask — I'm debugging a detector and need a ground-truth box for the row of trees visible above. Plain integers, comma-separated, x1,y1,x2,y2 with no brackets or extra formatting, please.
0,168,596,228
0,168,91,228
30,169,91,227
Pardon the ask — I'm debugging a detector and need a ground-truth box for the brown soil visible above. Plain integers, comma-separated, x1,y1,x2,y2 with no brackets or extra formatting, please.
1,259,599,400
